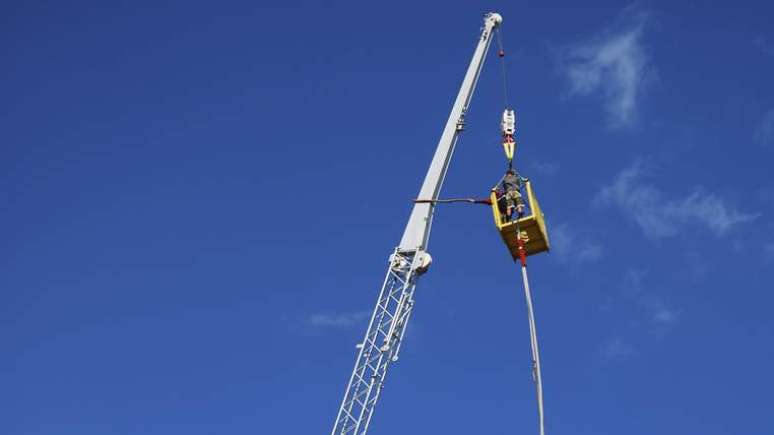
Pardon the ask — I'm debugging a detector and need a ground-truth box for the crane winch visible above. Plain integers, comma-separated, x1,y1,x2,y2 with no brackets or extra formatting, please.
330,12,550,435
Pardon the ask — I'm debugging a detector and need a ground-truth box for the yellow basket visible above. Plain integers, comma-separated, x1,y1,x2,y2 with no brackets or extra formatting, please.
490,180,550,261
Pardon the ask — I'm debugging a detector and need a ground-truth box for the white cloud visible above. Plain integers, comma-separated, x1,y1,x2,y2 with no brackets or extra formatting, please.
754,37,774,57
560,10,651,128
596,161,758,238
550,223,603,262
621,268,679,333
652,306,677,325
531,161,559,176
602,337,635,360
600,269,679,361
764,243,774,263
308,310,370,328
754,109,774,146
682,251,710,282
621,267,647,296
620,268,679,330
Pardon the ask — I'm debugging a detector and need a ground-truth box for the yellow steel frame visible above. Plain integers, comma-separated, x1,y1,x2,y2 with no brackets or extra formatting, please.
490,181,550,260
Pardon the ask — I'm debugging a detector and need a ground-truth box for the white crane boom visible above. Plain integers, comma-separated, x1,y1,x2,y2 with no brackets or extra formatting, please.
330,13,502,435
399,12,502,252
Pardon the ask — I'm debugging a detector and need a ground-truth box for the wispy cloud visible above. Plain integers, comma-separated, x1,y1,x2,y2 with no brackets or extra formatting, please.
757,186,774,206
308,310,370,328
531,161,559,176
596,161,758,238
621,267,647,297
651,306,678,325
754,109,774,146
764,243,774,263
624,268,679,333
550,223,603,262
754,37,774,57
601,336,636,360
681,251,710,282
601,268,679,361
559,8,652,128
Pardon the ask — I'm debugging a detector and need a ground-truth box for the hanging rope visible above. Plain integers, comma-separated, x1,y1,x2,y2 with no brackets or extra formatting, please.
519,262,546,435
515,222,546,435
495,27,511,109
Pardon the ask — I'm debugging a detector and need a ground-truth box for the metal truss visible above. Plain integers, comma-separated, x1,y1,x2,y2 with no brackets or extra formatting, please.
330,249,421,435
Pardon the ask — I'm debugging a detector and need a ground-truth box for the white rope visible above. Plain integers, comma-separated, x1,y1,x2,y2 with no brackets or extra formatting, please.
520,265,545,435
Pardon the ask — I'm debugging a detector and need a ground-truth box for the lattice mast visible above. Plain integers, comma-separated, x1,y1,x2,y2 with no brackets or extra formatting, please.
330,12,503,435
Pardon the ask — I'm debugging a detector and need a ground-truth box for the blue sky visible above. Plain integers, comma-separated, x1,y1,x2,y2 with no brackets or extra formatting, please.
2,1,774,434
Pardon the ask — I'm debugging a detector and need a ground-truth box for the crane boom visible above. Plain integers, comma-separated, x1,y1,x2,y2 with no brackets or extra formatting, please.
399,12,502,251
330,13,502,435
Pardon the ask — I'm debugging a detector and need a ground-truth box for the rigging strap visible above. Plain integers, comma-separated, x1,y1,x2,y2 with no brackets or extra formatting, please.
412,198,491,205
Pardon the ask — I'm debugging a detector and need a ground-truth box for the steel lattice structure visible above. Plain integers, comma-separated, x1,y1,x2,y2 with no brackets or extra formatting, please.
330,249,419,434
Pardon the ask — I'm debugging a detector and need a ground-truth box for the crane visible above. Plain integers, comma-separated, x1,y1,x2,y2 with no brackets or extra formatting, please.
330,12,549,435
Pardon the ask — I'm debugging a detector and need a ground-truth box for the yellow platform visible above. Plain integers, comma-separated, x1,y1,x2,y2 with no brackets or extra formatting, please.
490,181,550,260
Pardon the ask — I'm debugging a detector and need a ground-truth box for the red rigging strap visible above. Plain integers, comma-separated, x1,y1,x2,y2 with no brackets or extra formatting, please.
517,236,528,267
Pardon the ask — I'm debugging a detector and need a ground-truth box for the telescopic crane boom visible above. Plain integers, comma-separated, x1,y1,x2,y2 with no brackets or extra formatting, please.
330,12,503,435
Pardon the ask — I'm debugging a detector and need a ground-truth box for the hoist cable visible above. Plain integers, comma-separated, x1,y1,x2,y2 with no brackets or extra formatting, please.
495,27,511,109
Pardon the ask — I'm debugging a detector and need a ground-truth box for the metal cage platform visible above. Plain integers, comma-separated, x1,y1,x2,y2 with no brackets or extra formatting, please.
490,180,550,259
